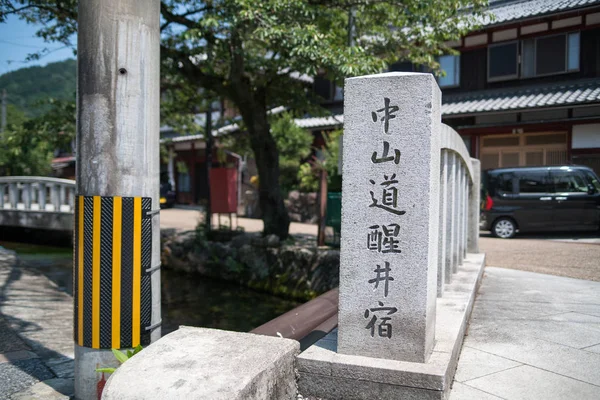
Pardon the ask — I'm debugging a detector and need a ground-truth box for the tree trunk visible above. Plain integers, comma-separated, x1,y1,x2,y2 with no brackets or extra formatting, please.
236,93,290,238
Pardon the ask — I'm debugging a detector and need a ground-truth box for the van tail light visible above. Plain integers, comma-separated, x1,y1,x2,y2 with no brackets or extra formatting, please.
484,195,494,211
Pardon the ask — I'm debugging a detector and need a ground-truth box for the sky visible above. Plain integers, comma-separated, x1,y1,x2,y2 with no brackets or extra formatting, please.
0,15,75,76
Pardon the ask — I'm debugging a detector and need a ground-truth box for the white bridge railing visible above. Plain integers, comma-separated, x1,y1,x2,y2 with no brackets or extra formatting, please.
438,123,481,296
0,176,76,213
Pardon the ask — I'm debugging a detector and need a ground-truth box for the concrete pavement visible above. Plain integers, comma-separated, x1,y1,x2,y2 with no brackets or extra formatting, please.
450,267,600,400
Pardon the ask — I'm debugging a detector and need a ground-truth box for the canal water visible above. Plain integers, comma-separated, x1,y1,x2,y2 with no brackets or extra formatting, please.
0,241,299,335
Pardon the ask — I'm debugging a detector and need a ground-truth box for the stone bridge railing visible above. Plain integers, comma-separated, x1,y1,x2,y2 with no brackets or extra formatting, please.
438,123,481,296
0,176,76,231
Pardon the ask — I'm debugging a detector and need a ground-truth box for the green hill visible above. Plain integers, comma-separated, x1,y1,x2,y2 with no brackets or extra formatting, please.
0,59,76,118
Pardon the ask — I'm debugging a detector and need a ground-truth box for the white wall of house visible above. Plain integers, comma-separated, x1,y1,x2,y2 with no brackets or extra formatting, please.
572,124,600,149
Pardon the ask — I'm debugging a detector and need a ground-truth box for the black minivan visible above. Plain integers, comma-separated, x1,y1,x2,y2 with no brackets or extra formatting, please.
482,165,600,238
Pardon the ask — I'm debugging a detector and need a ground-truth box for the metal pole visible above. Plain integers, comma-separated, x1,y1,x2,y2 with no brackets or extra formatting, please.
205,104,213,232
75,1,160,399
347,7,356,48
317,169,328,246
1,89,6,134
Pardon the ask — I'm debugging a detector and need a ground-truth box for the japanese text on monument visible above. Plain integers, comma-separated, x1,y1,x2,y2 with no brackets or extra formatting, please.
363,97,404,339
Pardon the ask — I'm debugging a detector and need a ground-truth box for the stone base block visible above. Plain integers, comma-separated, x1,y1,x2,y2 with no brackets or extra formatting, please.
103,327,299,400
297,253,485,400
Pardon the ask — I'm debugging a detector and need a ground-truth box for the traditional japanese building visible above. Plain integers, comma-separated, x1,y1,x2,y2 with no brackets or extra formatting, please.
311,0,600,174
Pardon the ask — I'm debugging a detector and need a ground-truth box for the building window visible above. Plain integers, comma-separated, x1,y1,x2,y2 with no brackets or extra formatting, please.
314,77,344,102
438,55,460,88
488,41,518,81
567,32,580,71
333,85,344,101
178,172,191,193
521,32,580,78
462,135,471,154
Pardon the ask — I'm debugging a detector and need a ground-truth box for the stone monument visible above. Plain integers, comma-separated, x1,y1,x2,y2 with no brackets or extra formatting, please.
338,72,441,363
297,72,486,400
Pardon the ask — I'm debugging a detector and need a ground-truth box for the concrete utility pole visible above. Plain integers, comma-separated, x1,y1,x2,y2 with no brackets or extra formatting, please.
1,89,6,134
74,1,160,399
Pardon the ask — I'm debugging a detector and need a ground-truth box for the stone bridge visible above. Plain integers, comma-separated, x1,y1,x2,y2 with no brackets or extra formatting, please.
0,177,75,231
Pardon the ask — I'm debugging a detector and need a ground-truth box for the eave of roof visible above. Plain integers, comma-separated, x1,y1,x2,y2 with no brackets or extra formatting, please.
481,0,600,28
442,79,600,116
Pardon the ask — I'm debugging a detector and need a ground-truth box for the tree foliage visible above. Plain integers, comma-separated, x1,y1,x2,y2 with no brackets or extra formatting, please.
1,0,489,237
5,104,28,127
271,112,313,192
221,112,314,192
297,129,342,192
0,98,75,175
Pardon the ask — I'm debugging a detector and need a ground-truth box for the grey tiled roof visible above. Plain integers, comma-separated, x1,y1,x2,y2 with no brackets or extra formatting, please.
442,79,600,115
484,0,600,27
295,115,344,129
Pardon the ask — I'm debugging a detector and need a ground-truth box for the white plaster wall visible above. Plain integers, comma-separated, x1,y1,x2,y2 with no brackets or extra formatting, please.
572,124,600,149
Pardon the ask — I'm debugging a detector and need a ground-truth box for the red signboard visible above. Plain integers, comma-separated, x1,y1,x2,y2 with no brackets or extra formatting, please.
209,168,238,213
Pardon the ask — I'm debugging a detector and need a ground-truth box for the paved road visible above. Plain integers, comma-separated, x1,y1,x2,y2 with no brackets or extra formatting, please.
480,233,600,282
450,267,600,400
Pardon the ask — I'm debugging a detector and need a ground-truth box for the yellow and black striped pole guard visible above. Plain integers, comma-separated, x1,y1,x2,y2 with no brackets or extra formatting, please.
73,195,153,349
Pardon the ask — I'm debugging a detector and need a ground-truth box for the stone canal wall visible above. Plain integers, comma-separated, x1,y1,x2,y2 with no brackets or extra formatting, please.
161,230,340,300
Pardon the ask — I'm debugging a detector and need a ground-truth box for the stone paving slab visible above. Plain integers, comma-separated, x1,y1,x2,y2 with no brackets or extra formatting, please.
583,344,600,354
451,267,600,399
464,365,599,400
453,346,521,383
11,378,73,400
0,247,74,399
0,358,55,399
448,382,503,400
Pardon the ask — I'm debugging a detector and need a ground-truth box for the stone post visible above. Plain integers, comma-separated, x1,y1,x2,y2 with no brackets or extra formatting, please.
339,72,440,363
437,150,448,297
463,168,469,258
468,158,481,253
452,161,459,273
445,152,456,283
39,184,47,211
458,163,467,265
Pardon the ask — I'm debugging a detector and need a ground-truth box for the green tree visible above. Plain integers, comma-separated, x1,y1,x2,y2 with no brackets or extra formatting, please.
297,129,342,192
0,98,76,175
221,112,314,192
6,104,28,127
271,112,313,193
1,0,488,238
